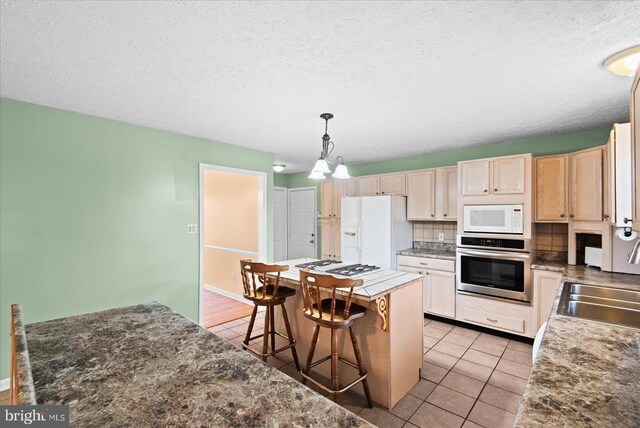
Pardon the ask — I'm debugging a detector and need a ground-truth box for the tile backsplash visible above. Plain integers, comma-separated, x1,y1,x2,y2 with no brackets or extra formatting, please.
413,221,457,244
533,223,568,252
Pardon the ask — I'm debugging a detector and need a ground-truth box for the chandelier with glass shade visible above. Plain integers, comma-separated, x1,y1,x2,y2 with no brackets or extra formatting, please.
308,113,350,180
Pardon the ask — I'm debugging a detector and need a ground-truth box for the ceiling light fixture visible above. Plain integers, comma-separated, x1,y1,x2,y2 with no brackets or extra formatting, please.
273,163,286,173
604,45,640,77
308,113,350,180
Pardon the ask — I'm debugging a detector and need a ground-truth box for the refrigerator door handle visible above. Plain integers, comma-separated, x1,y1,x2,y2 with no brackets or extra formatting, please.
357,221,363,256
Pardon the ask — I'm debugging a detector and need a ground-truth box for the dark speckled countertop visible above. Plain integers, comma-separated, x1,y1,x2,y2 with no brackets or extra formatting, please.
516,262,640,427
396,247,456,261
24,303,371,428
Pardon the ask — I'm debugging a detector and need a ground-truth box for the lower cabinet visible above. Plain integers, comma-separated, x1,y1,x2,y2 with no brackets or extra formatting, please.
532,269,563,332
320,219,341,260
397,255,456,319
456,293,534,337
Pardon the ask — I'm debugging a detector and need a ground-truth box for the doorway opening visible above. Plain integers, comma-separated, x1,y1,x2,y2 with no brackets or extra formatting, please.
198,164,267,327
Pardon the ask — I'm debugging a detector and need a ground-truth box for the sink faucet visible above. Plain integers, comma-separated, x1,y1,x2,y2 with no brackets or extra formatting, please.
628,238,640,264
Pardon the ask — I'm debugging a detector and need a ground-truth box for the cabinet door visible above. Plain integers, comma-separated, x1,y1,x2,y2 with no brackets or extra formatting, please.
320,180,334,218
436,167,458,220
493,156,525,194
345,178,360,197
320,219,334,259
461,160,490,196
332,220,341,259
424,270,456,318
332,179,346,218
535,155,568,222
407,170,436,220
533,270,562,331
380,173,406,195
570,147,603,221
359,176,380,196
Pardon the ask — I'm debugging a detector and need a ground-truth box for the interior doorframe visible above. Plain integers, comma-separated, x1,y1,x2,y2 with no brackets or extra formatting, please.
198,163,268,326
287,186,318,259
273,186,288,261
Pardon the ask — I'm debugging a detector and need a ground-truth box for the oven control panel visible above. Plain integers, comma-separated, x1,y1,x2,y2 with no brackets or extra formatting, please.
459,236,526,250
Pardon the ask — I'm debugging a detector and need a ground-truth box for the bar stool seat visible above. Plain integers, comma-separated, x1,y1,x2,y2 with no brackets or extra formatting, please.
299,269,373,408
239,260,300,371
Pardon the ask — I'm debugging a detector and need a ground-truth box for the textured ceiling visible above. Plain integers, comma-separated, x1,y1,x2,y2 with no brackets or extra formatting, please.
1,1,639,172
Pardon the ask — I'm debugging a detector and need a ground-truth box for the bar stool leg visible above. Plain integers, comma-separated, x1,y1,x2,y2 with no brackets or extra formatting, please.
302,324,320,385
280,303,300,371
243,305,258,347
262,306,271,362
331,328,339,403
270,305,276,354
349,326,373,408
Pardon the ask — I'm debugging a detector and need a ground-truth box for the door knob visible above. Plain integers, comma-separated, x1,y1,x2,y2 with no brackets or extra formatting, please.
310,239,315,244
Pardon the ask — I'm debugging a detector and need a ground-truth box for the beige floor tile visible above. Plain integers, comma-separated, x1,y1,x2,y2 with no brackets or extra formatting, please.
488,370,529,395
228,335,244,348
478,384,522,414
433,340,467,358
208,324,228,333
358,406,405,428
421,362,449,383
452,360,493,382
469,338,507,357
439,371,485,398
476,332,510,347
409,402,464,428
442,332,476,348
450,326,481,339
224,318,248,328
496,359,532,380
407,379,438,400
228,324,251,336
278,362,303,382
266,355,290,369
424,349,459,370
424,327,448,340
502,347,533,366
462,421,484,428
216,329,241,340
467,401,516,428
424,318,431,326
337,390,370,415
390,394,423,420
426,385,475,418
424,335,439,349
403,423,420,428
461,348,500,368
507,339,533,352
427,320,455,332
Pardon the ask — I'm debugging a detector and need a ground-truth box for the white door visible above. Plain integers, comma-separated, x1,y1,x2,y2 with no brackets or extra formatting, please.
288,187,317,259
360,196,392,269
273,187,288,261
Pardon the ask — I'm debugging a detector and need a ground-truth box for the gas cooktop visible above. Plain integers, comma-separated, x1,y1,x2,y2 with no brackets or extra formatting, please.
295,259,342,270
324,264,381,277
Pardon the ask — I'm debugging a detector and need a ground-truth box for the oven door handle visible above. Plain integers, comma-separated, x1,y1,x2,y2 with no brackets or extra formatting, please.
457,249,530,261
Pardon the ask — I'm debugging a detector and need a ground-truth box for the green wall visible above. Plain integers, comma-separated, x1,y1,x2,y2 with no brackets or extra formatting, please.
0,98,274,380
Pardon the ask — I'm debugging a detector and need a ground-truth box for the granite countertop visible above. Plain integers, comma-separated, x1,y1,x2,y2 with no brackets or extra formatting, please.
278,258,423,300
396,248,457,261
516,263,640,427
24,303,371,427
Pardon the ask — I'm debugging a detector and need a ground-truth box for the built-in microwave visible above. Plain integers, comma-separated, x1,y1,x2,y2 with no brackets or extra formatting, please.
463,204,524,235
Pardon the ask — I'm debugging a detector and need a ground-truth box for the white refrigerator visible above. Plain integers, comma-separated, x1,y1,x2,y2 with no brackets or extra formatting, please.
341,195,413,270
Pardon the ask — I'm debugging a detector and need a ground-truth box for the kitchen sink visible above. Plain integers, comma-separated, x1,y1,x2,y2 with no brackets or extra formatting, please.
557,282,640,329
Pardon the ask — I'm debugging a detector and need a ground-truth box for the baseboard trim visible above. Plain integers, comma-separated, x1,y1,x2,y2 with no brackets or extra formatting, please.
0,378,9,392
203,284,248,305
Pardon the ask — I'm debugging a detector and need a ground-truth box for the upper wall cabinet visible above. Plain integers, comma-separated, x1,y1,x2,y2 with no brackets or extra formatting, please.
358,173,406,196
460,155,527,196
436,167,458,220
320,178,356,219
407,170,436,220
535,154,569,222
570,147,603,222
631,66,640,233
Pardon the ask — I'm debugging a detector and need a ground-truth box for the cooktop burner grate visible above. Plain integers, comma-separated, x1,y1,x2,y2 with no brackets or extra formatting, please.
295,259,342,269
325,264,381,277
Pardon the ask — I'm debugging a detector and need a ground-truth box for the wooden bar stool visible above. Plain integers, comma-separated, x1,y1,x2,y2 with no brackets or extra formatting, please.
239,260,300,371
298,268,373,408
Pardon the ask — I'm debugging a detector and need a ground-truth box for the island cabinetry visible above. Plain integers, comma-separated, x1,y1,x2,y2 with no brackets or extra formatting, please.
532,269,563,332
397,255,456,318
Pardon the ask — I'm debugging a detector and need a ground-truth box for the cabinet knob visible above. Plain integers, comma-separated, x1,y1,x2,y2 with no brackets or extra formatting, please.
431,214,434,217
483,189,488,193
603,214,609,219
560,214,565,218
443,214,447,217
569,214,574,218
381,191,385,194
494,188,498,192
486,318,498,323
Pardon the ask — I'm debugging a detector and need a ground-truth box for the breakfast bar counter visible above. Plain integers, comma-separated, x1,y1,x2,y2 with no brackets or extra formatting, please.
17,303,371,427
272,258,425,409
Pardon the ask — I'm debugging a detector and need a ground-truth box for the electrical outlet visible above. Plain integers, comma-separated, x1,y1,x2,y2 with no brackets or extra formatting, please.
438,232,445,242
186,224,198,234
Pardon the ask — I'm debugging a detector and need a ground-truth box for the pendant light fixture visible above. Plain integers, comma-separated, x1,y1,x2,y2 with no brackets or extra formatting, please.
603,45,640,77
308,113,350,180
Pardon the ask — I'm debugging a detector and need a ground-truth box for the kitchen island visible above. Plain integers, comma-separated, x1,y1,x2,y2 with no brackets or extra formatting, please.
271,258,424,409
15,303,371,427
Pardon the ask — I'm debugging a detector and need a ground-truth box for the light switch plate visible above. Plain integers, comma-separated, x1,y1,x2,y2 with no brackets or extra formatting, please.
186,224,198,234
438,232,445,242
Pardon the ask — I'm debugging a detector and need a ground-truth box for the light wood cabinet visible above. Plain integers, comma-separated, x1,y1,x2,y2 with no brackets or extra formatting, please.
359,176,380,196
358,173,406,196
456,293,533,337
461,160,490,196
320,219,341,259
424,270,456,319
535,155,569,222
407,170,436,220
436,167,458,220
532,269,563,332
570,147,603,222
320,179,349,219
493,156,526,194
631,67,640,233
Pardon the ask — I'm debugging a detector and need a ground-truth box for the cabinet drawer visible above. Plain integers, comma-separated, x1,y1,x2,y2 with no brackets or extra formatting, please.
457,293,532,337
461,307,525,334
397,255,455,272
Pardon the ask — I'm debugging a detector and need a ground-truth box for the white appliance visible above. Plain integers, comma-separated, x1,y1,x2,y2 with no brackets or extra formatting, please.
585,246,602,268
463,204,524,235
341,195,413,270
